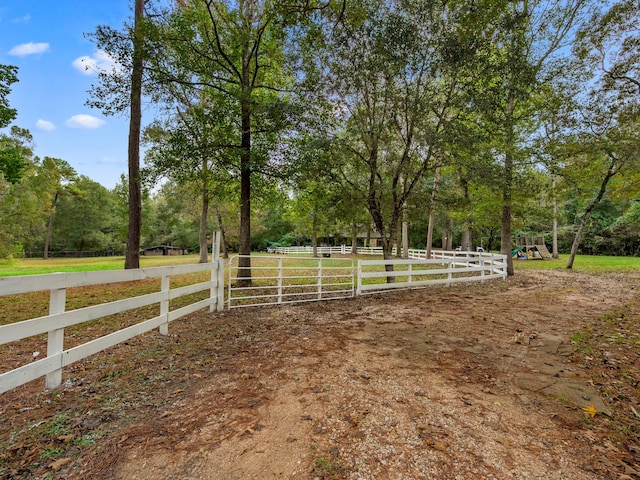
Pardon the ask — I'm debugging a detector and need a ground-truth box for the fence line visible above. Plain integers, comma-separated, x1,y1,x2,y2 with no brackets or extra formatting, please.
268,245,351,255
356,256,507,295
0,259,224,395
1,243,506,394
272,245,500,261
228,255,354,308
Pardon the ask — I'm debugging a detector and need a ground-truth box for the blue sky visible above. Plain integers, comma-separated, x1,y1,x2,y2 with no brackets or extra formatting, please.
1,1,135,189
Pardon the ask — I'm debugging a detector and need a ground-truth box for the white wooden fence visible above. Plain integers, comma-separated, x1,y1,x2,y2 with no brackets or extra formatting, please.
356,255,507,295
268,245,352,255
0,244,505,395
0,260,224,395
272,245,491,259
228,255,354,308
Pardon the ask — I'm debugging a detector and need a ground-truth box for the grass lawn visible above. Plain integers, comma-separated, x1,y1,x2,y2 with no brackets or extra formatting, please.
1,252,639,278
512,254,640,273
0,254,204,277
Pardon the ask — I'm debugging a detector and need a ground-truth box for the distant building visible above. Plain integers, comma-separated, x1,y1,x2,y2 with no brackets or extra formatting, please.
142,245,184,256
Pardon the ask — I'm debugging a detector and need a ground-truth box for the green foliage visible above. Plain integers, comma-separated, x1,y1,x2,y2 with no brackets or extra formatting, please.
50,176,123,253
252,208,294,250
0,126,33,184
0,64,18,129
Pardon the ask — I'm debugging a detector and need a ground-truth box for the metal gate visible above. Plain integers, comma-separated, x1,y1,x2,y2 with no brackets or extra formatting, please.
228,255,354,309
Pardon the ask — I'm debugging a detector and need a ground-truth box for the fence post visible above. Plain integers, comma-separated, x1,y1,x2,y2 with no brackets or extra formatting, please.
480,258,485,282
278,257,283,303
217,258,225,311
356,261,362,296
227,256,234,309
447,260,453,287
317,259,323,300
159,275,170,335
45,285,66,390
408,263,413,284
211,231,221,312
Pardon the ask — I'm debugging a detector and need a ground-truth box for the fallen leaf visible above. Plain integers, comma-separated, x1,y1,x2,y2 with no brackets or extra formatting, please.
582,404,598,418
50,457,71,470
57,434,75,443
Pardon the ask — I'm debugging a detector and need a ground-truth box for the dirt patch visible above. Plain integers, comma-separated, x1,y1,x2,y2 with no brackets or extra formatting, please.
2,269,640,479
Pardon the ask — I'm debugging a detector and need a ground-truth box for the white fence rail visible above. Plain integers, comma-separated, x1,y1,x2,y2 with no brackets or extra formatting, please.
228,255,354,308
0,260,224,395
357,255,507,295
272,245,494,260
269,245,351,255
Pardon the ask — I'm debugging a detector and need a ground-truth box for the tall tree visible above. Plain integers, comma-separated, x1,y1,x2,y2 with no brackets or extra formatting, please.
144,0,320,283
86,0,148,268
470,0,586,275
125,0,145,269
308,0,474,266
143,85,237,262
36,157,79,259
562,94,638,268
564,0,640,268
0,64,18,129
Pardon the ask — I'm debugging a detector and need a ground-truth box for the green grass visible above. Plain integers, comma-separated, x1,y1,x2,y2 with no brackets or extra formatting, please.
1,252,639,278
0,254,204,277
512,254,640,273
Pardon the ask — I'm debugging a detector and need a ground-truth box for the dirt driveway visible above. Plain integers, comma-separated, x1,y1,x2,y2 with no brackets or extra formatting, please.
3,269,640,479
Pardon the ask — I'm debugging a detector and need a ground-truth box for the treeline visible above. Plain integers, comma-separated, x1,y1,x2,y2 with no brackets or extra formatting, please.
0,152,637,260
1,0,638,266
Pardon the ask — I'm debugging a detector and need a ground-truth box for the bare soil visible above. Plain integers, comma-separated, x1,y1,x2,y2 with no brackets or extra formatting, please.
2,269,640,480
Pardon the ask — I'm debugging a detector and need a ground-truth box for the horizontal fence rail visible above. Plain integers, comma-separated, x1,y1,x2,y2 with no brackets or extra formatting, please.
272,245,497,260
268,245,351,255
0,260,224,395
228,255,354,309
357,255,507,295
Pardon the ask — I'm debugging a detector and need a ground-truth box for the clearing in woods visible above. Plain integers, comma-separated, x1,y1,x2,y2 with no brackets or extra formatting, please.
1,269,639,479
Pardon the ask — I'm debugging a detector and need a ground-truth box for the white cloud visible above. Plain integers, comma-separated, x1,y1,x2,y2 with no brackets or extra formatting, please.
13,14,31,23
72,50,122,76
35,119,56,131
65,114,105,129
8,42,50,57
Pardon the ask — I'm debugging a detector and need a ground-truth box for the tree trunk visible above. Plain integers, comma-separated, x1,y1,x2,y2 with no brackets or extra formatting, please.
236,50,252,285
312,209,318,258
460,172,473,251
198,178,209,263
44,191,59,260
125,0,144,270
425,168,440,259
500,99,515,276
214,205,228,259
567,159,617,269
401,204,409,259
551,174,559,259
461,228,471,252
351,221,358,254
